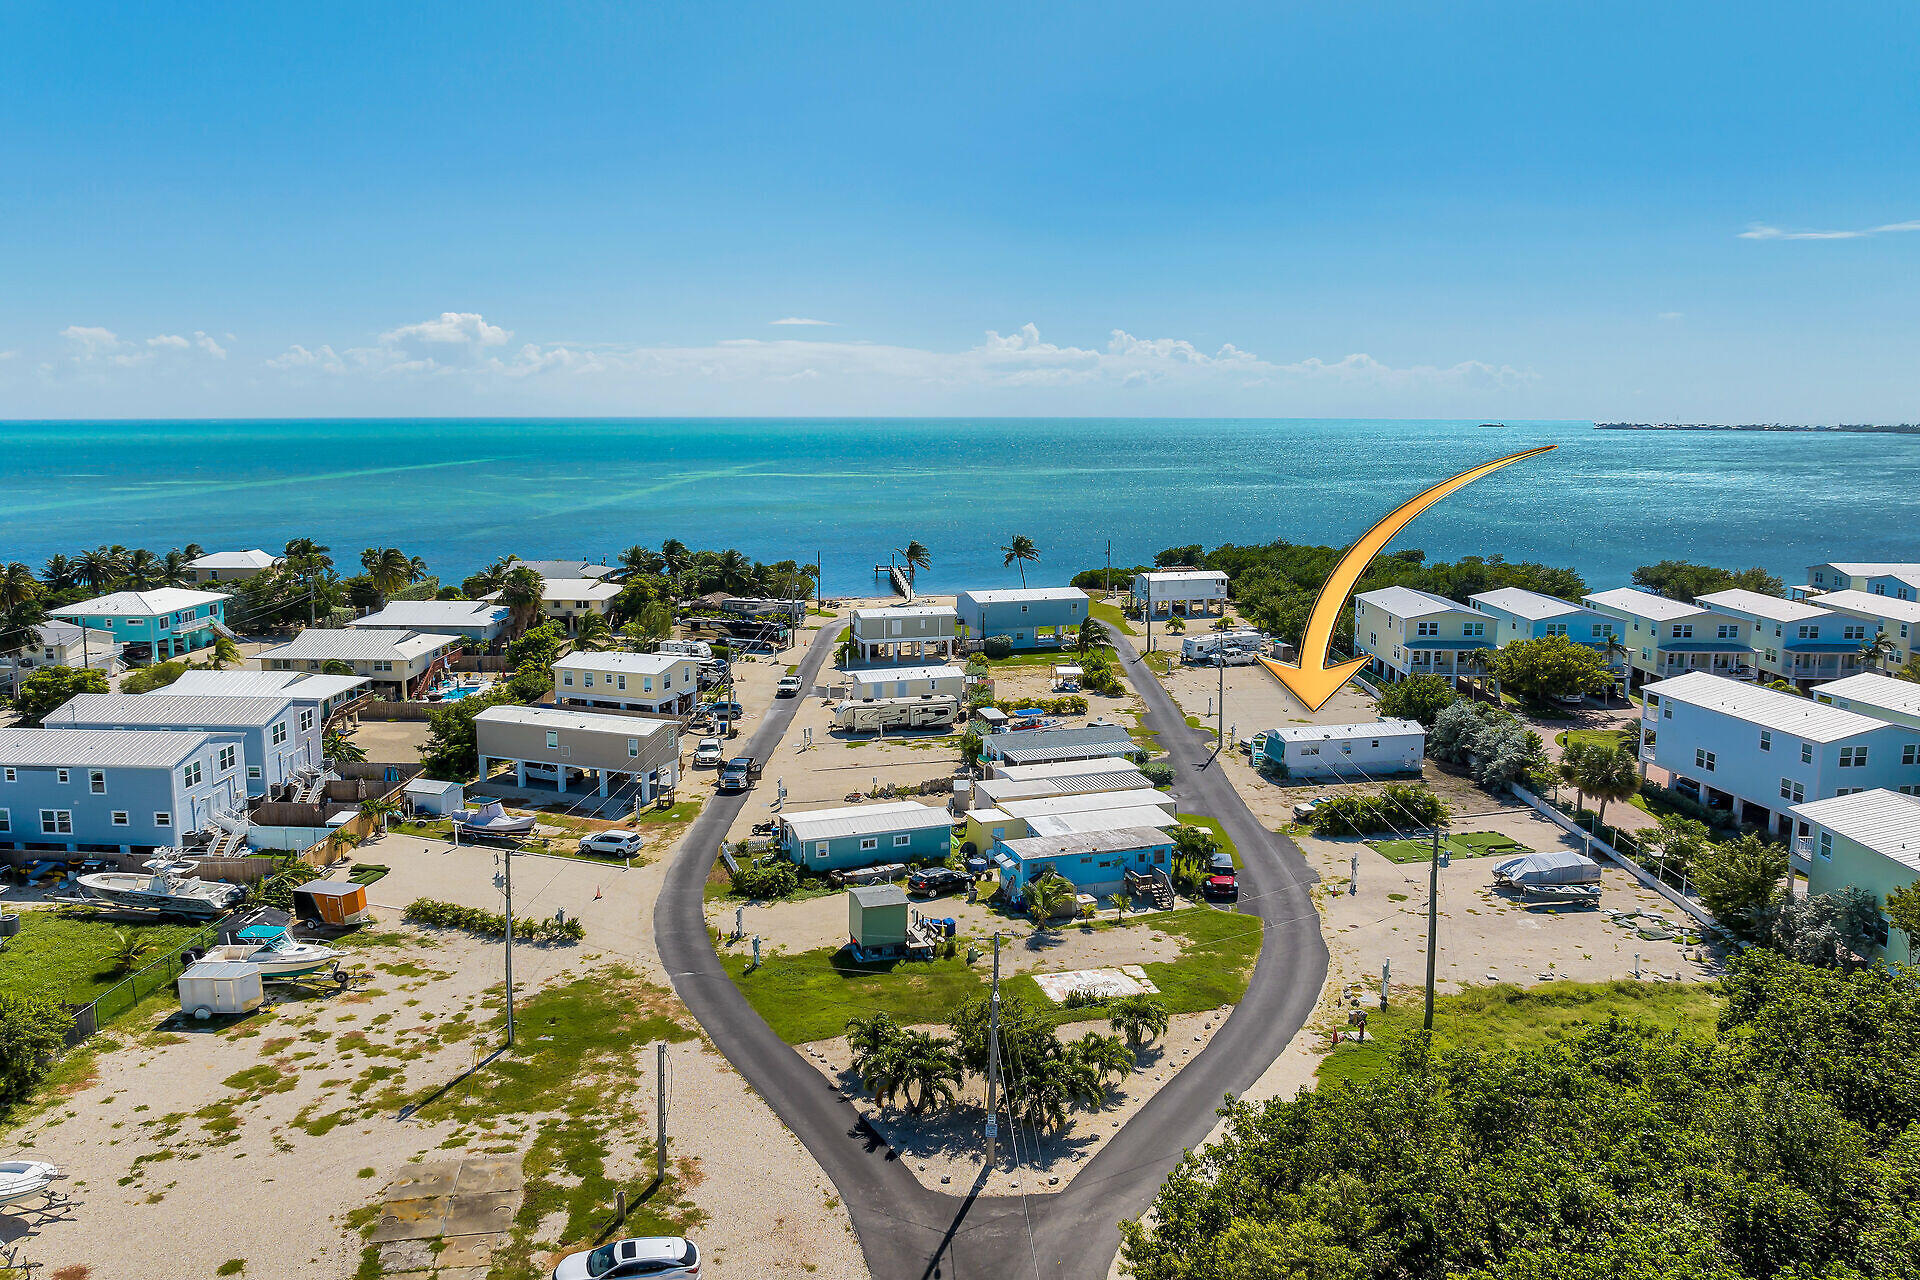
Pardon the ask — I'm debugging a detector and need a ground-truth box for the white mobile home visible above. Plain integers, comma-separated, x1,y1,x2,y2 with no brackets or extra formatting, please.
1258,719,1424,779
1132,569,1227,618
846,664,966,701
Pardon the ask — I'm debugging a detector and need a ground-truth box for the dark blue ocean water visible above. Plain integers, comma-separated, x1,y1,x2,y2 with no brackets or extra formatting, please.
4,418,1916,594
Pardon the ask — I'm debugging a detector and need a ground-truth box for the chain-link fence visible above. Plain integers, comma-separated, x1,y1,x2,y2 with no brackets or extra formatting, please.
61,922,221,1046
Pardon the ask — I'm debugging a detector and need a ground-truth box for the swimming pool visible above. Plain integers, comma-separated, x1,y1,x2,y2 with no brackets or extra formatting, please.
431,681,494,702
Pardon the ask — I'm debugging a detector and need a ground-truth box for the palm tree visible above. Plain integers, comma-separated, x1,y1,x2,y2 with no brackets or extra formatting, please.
1464,646,1493,699
0,563,38,616
121,548,161,589
362,547,417,602
846,1012,900,1064
1106,993,1170,1053
358,796,402,836
206,634,243,670
323,730,366,764
1025,874,1075,928
618,545,665,579
1601,633,1630,691
1165,615,1186,635
659,539,690,575
1076,616,1111,655
111,929,154,974
42,554,77,592
573,613,613,651
77,546,121,591
1860,632,1899,674
884,1030,965,1115
1576,744,1641,830
158,548,192,587
1556,739,1592,813
714,549,753,595
498,567,547,635
899,540,931,583
1067,1032,1135,1098
1001,535,1040,587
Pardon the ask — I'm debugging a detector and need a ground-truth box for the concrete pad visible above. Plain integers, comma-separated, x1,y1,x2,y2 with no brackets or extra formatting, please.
376,1239,439,1271
452,1157,524,1195
440,1189,519,1237
368,1195,449,1242
435,1231,511,1267
1031,967,1156,1002
388,1162,461,1197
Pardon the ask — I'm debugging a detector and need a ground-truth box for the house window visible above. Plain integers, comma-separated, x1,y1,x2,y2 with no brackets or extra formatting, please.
218,746,236,772
1779,778,1804,804
813,842,829,859
1905,744,1918,766
56,768,69,785
182,761,202,787
562,672,574,687
40,809,72,835
860,837,878,851
1839,746,1867,767
299,709,314,732
1662,702,1673,719
1797,625,1815,640
628,739,640,758
1717,624,1737,639
1759,731,1771,752
0,809,8,832
583,672,594,688
112,811,128,827
271,722,288,746
1596,622,1614,636
1818,832,1832,860
373,660,392,672
1801,743,1814,764
894,834,911,846
1416,621,1438,637
1463,622,1485,638
1844,625,1866,641
616,675,626,691
546,731,560,748
1673,624,1694,639
642,677,653,692
248,766,262,779
1546,623,1568,636
1,768,11,783
1695,749,1715,772
90,769,106,793
155,812,172,827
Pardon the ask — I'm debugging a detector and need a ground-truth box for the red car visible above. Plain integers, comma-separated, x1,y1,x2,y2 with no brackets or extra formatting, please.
1203,872,1238,901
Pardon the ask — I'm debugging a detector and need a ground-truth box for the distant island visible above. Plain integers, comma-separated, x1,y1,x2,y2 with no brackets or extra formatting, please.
1597,422,1920,434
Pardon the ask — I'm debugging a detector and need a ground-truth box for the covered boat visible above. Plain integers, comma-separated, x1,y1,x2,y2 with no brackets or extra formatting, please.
76,857,244,918
452,800,537,838
1493,850,1603,887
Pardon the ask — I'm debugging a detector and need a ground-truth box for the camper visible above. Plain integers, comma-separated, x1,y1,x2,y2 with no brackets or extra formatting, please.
656,639,715,660
1181,629,1265,664
834,695,959,733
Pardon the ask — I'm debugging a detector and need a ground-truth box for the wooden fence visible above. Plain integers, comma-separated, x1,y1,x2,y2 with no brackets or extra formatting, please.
356,700,441,721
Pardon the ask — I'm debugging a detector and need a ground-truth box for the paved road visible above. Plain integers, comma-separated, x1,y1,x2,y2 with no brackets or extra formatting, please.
655,623,1329,1279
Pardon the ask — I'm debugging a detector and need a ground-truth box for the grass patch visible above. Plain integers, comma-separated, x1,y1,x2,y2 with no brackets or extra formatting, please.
1002,905,1262,1021
1176,812,1239,867
1316,979,1720,1088
1089,600,1139,636
0,911,203,1005
637,799,703,826
1368,830,1530,865
981,646,1115,668
723,946,987,1044
1554,728,1629,754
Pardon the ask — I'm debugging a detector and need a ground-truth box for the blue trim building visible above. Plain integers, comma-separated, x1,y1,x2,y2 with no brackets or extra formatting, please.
956,588,1088,651
49,588,231,664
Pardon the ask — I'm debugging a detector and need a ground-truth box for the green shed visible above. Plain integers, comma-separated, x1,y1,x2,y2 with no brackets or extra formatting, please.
848,884,910,952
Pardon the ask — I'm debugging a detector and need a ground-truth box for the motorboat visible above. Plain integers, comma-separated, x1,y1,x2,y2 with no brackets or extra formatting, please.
76,857,244,918
203,924,344,978
0,1160,61,1208
452,800,537,839
1494,850,1603,905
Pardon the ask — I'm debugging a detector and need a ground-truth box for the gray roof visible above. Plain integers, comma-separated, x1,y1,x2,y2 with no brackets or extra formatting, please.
26,621,115,645
260,629,460,662
959,587,1087,605
49,587,229,617
1267,718,1423,744
1583,587,1707,622
473,704,674,737
512,559,613,579
1814,673,1920,721
1791,789,1920,871
0,727,214,769
1810,589,1920,625
780,800,952,841
187,549,281,571
1695,588,1830,624
47,692,299,730
164,670,370,701
1646,671,1892,742
1354,586,1477,619
1000,826,1171,859
348,601,509,630
1468,587,1593,621
987,723,1136,765
849,884,908,909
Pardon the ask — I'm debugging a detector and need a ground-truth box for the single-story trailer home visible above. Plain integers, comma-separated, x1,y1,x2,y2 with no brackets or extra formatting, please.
1259,719,1425,780
981,723,1141,771
778,800,954,872
846,663,966,701
165,669,372,723
0,726,248,855
849,604,959,664
967,758,1152,810
183,549,283,585
474,705,679,803
49,587,232,665
991,826,1175,903
553,651,702,717
259,629,461,700
1132,569,1228,618
955,587,1088,651
46,691,323,798
963,788,1176,851
349,600,511,644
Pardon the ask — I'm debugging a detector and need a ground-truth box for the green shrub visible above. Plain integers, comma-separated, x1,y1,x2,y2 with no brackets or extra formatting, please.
0,990,69,1115
729,859,799,900
983,636,1013,660
1308,784,1449,836
402,898,585,942
1141,762,1175,789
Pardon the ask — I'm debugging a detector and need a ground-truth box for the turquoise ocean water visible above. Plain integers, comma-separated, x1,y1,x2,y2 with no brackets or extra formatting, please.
5,418,1917,595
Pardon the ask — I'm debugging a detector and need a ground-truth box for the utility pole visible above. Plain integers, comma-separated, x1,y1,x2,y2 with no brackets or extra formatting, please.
1105,539,1111,596
655,1041,668,1182
984,932,1003,1169
1423,825,1440,1032
503,843,517,1047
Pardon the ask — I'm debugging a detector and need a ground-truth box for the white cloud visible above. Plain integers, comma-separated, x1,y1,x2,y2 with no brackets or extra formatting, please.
61,325,121,356
1658,312,1684,322
1739,218,1920,241
267,343,345,372
771,317,836,326
379,311,511,348
193,331,227,359
146,333,190,349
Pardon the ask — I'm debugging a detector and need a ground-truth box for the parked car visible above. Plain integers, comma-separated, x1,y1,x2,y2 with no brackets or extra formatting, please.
1550,691,1587,707
692,738,724,768
1203,870,1239,901
708,700,745,721
552,1236,700,1280
776,675,803,697
1292,796,1331,823
907,866,971,897
577,829,645,858
718,756,758,791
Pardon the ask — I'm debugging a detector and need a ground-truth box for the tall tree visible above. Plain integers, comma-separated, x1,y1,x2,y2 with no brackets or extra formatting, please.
1693,831,1787,941
41,554,77,593
1860,631,1899,673
1001,534,1040,586
121,548,160,589
76,546,122,591
900,539,931,582
497,566,547,635
1574,743,1640,828
618,545,665,579
361,547,418,603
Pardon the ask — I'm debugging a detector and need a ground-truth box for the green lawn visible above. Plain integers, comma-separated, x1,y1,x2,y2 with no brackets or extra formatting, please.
1176,813,1239,867
1368,830,1531,865
1316,979,1720,1088
1555,728,1629,753
1088,600,1139,636
0,911,205,1005
1136,905,1262,1013
722,945,988,1043
980,645,1116,668
637,799,703,826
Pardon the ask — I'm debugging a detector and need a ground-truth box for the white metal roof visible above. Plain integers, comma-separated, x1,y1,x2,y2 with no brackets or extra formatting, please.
780,800,953,841
512,559,613,579
1354,586,1477,619
1645,671,1891,742
50,587,230,617
261,629,460,662
403,777,464,796
0,727,214,768
959,587,1087,604
48,692,299,730
1000,825,1171,859
1808,589,1920,626
1135,569,1226,585
973,769,1151,805
165,670,370,701
1790,789,1920,871
538,578,621,601
187,549,281,571
1026,808,1180,837
1267,719,1423,744
1582,587,1705,622
553,651,693,675
994,756,1144,782
25,621,115,645
848,664,965,685
473,704,673,736
853,604,956,620
999,789,1175,819
1695,588,1831,624
349,601,509,630
1467,587,1592,621
1812,673,1920,720
1820,561,1920,580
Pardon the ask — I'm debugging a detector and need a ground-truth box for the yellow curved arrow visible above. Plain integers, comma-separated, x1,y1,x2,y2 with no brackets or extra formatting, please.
1260,445,1558,710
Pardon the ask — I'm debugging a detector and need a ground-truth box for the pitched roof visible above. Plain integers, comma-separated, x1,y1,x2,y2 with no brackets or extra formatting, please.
1695,588,1831,624
1820,561,1920,580
1644,671,1892,742
46,692,300,730
348,601,510,630
1354,586,1476,619
848,664,966,685
1025,807,1179,836
164,670,370,702
1812,673,1920,721
1582,587,1708,622
260,629,459,662
986,723,1136,764
1000,826,1172,859
187,549,281,571
511,559,614,579
998,789,1176,819
1135,569,1227,585
1808,589,1920,626
959,587,1087,604
50,588,230,616
853,604,956,620
473,704,673,736
993,756,1143,781
780,800,953,841
1468,587,1592,621
1790,789,1920,872
1267,719,1424,743
553,651,694,675
0,727,214,769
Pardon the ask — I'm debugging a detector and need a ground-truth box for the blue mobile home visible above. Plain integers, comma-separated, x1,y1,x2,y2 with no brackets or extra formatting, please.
779,800,955,872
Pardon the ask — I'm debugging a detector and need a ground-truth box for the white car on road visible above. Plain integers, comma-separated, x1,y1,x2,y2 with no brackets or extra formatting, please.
776,674,803,697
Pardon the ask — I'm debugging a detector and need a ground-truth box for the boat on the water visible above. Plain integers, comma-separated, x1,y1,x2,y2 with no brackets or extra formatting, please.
204,924,344,978
452,800,537,838
76,857,244,918
0,1160,61,1208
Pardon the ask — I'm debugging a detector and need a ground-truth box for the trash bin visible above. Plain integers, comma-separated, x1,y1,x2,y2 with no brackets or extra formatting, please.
0,914,18,939
942,918,956,937
1439,850,1451,869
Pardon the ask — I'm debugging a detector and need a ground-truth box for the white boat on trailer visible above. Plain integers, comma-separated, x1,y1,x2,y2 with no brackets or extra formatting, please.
0,1159,65,1210
204,924,345,978
76,857,244,918
452,800,537,839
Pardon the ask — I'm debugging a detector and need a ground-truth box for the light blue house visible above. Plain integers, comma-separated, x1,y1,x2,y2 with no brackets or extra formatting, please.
991,826,1174,902
1697,588,1869,688
48,588,231,664
955,588,1088,651
1468,587,1620,652
0,727,247,854
778,800,955,872
46,692,319,798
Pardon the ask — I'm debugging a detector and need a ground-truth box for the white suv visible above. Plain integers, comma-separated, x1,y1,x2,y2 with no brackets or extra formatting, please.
693,738,724,768
577,830,645,858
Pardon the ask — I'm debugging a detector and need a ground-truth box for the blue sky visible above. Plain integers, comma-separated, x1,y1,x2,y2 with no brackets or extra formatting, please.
2,1,1916,419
